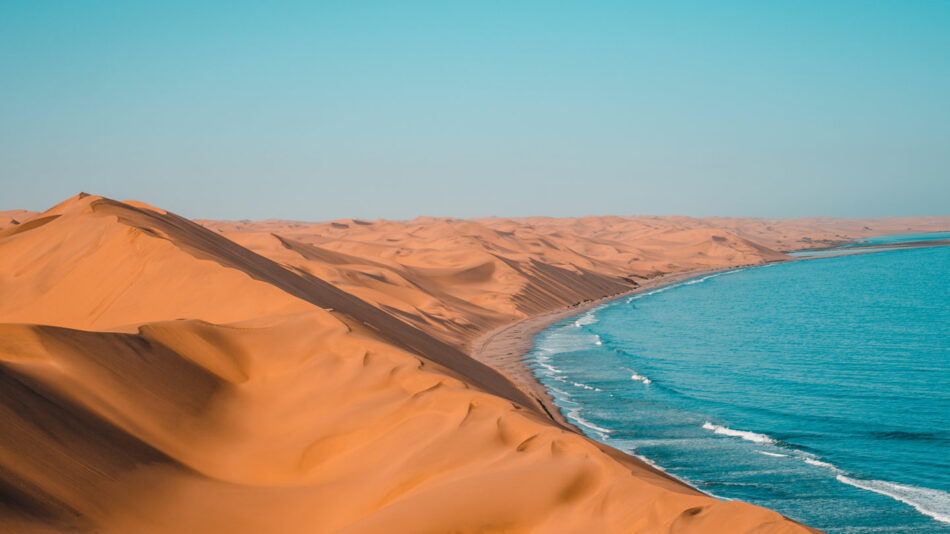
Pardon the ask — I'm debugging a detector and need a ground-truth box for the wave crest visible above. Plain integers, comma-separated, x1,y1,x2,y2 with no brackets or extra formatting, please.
574,311,599,327
701,422,775,444
836,475,950,525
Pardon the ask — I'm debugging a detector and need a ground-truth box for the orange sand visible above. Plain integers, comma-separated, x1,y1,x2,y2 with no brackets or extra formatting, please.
2,193,947,533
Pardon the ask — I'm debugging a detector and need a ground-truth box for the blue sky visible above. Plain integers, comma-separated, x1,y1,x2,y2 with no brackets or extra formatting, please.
2,1,948,220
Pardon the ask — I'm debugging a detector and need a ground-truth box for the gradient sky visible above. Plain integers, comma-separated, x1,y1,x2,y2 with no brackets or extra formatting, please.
2,1,948,220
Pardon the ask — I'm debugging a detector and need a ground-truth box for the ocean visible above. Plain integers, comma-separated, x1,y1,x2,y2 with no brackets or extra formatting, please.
527,233,950,533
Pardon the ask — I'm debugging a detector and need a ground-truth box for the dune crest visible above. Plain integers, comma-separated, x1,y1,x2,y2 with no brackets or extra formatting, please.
5,194,947,533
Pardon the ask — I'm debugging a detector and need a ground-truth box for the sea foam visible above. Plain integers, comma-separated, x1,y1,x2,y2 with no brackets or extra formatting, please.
631,372,651,384
723,430,950,525
802,456,839,472
625,269,744,303
701,422,775,444
536,325,603,355
565,407,613,439
621,367,651,384
744,435,950,525
574,310,599,327
836,475,950,525
571,380,602,392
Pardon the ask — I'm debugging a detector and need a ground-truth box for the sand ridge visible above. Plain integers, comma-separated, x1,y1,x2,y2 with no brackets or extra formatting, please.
3,193,948,533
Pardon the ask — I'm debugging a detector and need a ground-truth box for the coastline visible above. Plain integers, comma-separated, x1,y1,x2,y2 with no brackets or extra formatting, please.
469,242,949,533
466,260,825,534
468,265,754,431
466,264,775,499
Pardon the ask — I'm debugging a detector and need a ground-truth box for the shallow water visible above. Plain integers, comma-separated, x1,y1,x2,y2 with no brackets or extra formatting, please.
527,240,950,533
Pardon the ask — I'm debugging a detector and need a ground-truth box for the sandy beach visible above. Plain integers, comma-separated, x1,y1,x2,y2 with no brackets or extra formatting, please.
468,267,741,429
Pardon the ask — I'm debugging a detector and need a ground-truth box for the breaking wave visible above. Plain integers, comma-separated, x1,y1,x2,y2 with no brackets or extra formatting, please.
621,367,651,384
836,476,950,525
565,406,613,439
574,310,599,327
626,269,745,303
702,422,775,444
705,421,950,525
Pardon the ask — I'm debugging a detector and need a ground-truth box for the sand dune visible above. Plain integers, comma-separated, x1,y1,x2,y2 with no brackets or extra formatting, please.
3,194,946,533
0,209,38,231
200,211,949,348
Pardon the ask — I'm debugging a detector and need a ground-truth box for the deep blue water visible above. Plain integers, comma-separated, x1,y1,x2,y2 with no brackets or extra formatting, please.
527,239,950,533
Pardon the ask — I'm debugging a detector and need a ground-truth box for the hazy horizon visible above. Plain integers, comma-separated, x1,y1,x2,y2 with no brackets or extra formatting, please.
3,2,949,221
9,191,950,225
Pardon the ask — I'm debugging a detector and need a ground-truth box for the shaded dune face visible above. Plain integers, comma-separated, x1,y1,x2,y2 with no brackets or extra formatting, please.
0,194,904,533
204,218,785,351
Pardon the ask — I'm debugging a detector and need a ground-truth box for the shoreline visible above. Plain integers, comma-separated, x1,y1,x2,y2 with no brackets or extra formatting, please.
467,265,753,431
468,239,948,532
466,264,774,499
465,241,928,428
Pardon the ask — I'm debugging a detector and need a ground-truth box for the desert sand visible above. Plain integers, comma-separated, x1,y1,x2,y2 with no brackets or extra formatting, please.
0,209,38,231
2,193,948,533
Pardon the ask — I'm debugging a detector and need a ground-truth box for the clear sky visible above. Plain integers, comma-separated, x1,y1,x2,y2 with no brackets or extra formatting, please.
2,1,948,220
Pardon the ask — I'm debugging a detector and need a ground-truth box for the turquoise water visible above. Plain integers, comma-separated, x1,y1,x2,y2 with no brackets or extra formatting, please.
527,241,950,533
